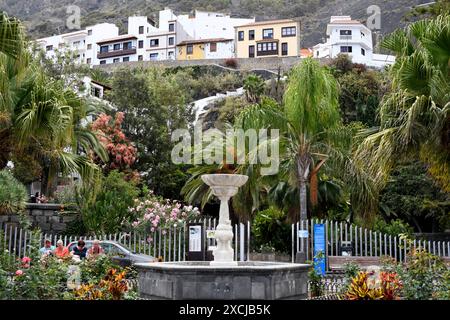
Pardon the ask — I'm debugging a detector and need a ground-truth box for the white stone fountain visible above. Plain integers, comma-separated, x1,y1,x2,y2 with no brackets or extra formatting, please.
135,173,310,300
201,174,248,266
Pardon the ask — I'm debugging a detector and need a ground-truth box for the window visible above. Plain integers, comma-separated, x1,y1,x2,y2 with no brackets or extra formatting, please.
186,44,193,54
113,43,121,51
249,45,255,58
340,46,352,53
256,41,278,56
281,27,296,37
138,55,143,61
169,23,175,32
340,30,352,40
281,42,288,56
361,31,365,37
100,60,106,64
238,31,244,41
100,45,109,53
87,43,92,50
168,51,174,59
46,45,53,51
139,26,144,34
122,57,129,62
138,40,144,48
262,28,274,39
249,30,255,40
86,58,92,64
150,53,158,60
361,48,366,56
113,58,120,63
123,41,132,50
210,42,217,52
88,29,92,36
73,41,80,46
150,39,159,47
168,37,174,46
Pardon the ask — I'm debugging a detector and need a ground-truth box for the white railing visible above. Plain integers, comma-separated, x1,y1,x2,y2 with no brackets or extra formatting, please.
292,219,450,267
1,218,251,262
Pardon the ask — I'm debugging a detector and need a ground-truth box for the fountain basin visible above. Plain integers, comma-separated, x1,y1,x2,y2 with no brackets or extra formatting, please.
135,261,310,300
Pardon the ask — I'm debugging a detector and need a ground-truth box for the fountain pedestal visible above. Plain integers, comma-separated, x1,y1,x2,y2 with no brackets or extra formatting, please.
201,174,248,266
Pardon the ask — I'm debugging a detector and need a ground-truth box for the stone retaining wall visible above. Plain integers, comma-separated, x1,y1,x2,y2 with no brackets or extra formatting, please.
0,203,80,233
95,57,331,73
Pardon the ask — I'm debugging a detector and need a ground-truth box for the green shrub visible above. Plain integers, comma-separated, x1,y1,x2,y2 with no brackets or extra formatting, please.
53,183,78,205
0,170,28,215
373,218,414,236
251,207,291,254
76,170,139,234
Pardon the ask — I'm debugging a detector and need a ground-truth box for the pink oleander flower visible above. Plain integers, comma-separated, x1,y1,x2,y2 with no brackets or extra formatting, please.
21,256,31,264
15,270,23,276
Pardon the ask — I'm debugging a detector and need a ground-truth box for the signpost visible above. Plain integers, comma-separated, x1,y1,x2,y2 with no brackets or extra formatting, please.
313,223,326,275
187,223,204,261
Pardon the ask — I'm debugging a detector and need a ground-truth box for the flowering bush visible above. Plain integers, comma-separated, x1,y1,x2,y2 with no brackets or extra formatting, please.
128,191,200,236
91,112,137,175
344,270,402,300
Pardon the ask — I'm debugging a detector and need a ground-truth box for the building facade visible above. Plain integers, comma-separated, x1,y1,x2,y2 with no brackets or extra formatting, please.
36,23,119,65
235,19,301,59
96,35,139,65
312,16,395,68
177,38,234,60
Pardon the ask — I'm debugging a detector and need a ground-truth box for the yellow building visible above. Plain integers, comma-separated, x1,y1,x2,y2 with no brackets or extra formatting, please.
235,19,301,58
176,38,234,60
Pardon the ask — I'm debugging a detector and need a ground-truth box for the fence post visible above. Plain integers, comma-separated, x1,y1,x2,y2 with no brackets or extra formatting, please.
291,224,294,263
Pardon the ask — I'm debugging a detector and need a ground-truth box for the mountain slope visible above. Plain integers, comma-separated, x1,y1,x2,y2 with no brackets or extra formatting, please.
0,0,428,47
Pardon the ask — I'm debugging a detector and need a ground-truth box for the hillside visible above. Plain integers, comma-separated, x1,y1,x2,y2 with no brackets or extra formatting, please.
0,0,428,47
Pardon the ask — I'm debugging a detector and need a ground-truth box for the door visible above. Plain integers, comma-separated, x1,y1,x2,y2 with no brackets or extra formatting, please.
249,45,255,58
282,42,288,56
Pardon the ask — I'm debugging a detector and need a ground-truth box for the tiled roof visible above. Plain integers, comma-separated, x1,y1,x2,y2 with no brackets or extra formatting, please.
97,35,137,44
177,38,233,45
328,20,363,25
235,19,298,28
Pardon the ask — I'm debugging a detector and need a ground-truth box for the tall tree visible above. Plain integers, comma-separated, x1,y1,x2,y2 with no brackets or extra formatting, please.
356,14,450,193
0,12,107,191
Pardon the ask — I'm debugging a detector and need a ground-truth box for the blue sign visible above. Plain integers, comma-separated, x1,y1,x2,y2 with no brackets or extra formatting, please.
313,224,326,275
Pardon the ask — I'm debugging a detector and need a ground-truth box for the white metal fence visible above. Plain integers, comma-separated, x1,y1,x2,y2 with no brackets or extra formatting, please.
292,218,450,267
1,218,251,262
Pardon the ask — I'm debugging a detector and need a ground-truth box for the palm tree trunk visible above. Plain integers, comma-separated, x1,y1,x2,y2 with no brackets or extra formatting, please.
297,158,310,221
296,158,309,263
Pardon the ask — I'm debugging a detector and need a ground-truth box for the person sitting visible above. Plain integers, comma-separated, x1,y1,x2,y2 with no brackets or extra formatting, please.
54,240,70,259
72,240,88,260
87,240,104,260
39,239,55,256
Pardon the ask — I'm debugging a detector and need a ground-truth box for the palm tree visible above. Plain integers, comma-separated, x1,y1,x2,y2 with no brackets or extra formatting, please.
182,59,377,226
356,14,450,193
0,12,107,191
0,12,24,59
243,74,265,103
236,58,377,223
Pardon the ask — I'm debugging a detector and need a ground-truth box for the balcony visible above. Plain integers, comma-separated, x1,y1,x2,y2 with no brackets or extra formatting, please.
97,47,136,59
339,35,352,40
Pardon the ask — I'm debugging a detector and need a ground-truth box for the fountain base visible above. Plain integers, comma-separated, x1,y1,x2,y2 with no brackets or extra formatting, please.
135,261,310,300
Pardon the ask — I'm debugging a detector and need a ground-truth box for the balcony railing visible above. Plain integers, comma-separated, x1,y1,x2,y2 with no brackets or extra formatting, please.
97,47,136,59
339,35,352,40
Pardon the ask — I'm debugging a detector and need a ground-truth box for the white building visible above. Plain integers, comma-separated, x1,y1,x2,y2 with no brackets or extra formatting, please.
36,23,119,65
96,34,139,64
313,16,395,68
35,8,255,65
